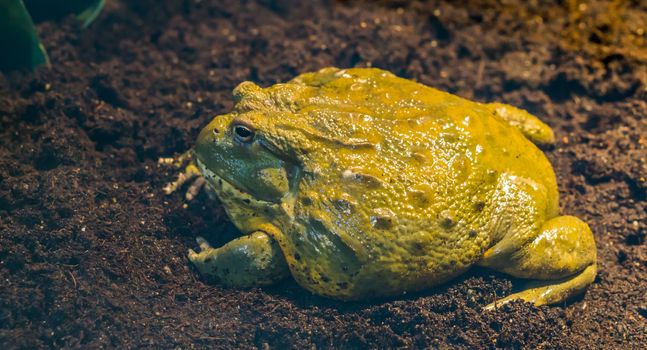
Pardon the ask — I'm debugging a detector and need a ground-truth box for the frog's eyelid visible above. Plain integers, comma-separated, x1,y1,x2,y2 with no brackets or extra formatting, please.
230,119,255,132
230,119,257,143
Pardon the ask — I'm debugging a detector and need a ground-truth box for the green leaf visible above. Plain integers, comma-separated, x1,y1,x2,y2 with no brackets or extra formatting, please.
23,0,105,27
76,0,105,27
0,0,49,71
0,0,105,72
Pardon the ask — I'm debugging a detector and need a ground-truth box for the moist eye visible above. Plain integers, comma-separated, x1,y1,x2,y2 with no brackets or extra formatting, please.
233,125,254,143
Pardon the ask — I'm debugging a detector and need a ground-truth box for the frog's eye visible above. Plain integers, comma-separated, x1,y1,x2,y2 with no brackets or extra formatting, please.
233,124,255,143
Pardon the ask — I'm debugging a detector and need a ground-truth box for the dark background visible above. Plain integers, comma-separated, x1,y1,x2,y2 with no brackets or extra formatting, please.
1,0,645,348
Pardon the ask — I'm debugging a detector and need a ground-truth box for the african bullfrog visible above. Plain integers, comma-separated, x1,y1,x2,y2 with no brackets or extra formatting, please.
165,67,597,309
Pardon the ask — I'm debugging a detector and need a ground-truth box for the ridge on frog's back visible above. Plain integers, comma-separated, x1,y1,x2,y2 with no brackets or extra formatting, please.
172,67,595,308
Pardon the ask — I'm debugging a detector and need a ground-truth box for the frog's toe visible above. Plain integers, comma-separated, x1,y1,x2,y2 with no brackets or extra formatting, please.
161,155,205,200
196,236,211,250
163,163,201,196
484,263,597,311
185,176,206,200
188,248,199,262
158,151,194,168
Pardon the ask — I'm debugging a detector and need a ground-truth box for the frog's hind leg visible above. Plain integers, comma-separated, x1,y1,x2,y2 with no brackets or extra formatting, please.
480,216,597,310
487,102,555,146
188,231,290,288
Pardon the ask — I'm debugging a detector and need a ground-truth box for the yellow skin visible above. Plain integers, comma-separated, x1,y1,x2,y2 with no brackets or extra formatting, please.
177,67,597,309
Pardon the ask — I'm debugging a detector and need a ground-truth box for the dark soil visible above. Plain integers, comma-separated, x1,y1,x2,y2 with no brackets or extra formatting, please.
1,0,645,348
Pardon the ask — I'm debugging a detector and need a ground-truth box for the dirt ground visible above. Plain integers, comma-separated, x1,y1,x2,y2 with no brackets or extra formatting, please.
1,0,645,348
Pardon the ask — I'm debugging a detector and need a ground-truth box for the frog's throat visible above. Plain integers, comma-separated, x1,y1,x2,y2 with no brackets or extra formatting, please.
195,158,272,207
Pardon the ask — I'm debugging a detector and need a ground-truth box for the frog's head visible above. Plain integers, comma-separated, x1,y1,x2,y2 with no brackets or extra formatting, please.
195,76,381,206
194,81,307,204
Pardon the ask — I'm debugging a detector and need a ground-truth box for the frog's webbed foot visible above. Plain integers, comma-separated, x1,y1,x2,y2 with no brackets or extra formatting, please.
483,264,597,311
159,151,211,201
487,102,555,147
188,232,290,288
480,216,597,310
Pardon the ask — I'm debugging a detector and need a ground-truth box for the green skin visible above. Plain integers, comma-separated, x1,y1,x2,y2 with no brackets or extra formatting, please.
184,67,597,308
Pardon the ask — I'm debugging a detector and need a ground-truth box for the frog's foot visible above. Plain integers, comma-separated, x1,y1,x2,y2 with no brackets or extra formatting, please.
483,264,596,311
487,102,555,147
480,215,597,310
159,151,209,201
188,231,290,288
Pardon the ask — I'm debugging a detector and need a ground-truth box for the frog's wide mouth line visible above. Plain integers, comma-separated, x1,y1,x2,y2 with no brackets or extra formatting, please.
195,158,274,205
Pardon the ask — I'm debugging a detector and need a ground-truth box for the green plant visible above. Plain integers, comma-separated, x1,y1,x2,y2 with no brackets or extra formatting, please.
0,0,105,72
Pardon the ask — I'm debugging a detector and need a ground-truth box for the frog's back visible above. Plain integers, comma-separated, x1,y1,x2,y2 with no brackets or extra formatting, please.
281,68,558,298
290,67,557,209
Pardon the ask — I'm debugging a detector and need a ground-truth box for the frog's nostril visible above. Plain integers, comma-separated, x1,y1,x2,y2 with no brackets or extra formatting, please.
212,128,220,135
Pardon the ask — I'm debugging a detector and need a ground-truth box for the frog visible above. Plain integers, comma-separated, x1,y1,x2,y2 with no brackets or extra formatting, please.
166,67,597,309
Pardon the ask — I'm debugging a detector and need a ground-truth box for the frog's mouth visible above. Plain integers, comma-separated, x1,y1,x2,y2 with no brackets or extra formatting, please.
195,158,273,206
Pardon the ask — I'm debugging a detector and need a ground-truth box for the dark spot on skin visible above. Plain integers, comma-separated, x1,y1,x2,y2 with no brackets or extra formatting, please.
294,253,301,260
441,219,453,228
337,282,349,289
341,266,349,272
218,179,223,187
343,170,383,188
410,190,431,208
412,242,426,255
372,216,393,229
473,201,485,212
204,257,213,264
371,208,396,229
440,212,456,229
242,198,251,204
302,197,313,205
320,274,331,283
469,229,477,237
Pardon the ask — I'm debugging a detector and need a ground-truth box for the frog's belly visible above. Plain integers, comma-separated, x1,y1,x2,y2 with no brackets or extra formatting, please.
284,222,493,300
352,231,490,299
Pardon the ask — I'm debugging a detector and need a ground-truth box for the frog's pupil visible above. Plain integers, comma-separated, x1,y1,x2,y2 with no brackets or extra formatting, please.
234,125,253,141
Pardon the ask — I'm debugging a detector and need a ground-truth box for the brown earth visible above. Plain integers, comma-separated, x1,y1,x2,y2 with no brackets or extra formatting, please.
1,0,645,348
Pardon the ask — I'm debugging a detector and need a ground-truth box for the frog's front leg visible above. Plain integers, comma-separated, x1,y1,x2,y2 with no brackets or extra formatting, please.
480,215,597,310
188,231,290,288
159,151,208,201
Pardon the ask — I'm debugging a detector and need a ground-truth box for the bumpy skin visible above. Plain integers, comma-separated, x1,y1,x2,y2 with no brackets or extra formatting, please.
187,67,597,307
